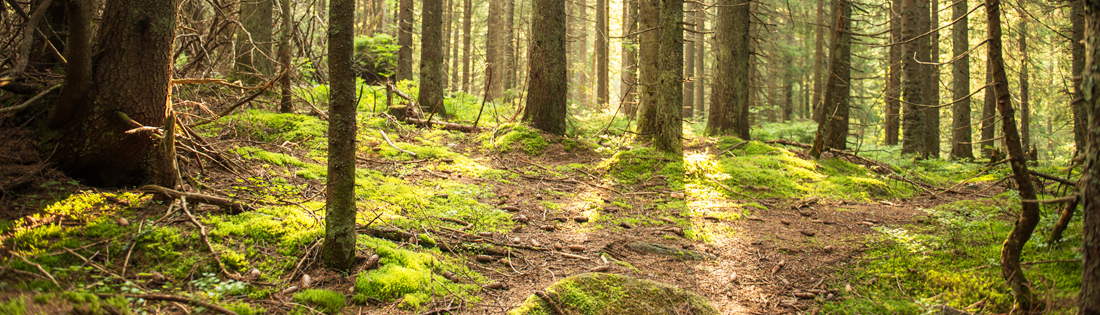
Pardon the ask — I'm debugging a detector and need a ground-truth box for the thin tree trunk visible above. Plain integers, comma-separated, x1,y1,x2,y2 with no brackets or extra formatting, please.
901,0,929,157
885,0,901,145
621,0,638,116
525,0,567,135
926,0,940,158
325,0,357,271
683,1,695,119
637,0,660,137
949,0,972,158
505,0,516,93
396,0,413,81
487,0,505,100
705,0,750,139
655,0,683,154
49,0,91,129
982,58,997,157
235,0,275,84
442,0,452,91
279,0,293,113
462,0,472,91
694,4,705,119
1019,15,1030,153
450,0,460,92
576,0,588,107
596,0,608,106
1073,0,1086,153
812,0,825,121
420,0,445,116
987,0,1041,311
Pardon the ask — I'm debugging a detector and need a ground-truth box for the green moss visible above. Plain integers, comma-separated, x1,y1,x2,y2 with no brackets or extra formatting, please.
207,110,327,148
481,125,549,155
598,147,683,187
0,297,25,315
509,273,717,315
224,302,267,315
353,236,482,310
293,289,346,314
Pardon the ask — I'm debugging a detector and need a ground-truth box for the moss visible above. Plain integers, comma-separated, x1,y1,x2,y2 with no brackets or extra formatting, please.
224,302,267,315
481,125,549,155
293,289,346,314
207,110,328,148
598,147,683,187
0,297,25,315
353,236,482,310
509,273,718,315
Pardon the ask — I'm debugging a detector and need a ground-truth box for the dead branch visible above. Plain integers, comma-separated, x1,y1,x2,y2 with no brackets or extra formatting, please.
1,162,53,194
534,291,565,315
1027,170,1076,187
404,118,486,132
179,196,234,278
189,68,288,127
11,252,60,288
138,185,251,214
0,84,61,114
379,129,417,156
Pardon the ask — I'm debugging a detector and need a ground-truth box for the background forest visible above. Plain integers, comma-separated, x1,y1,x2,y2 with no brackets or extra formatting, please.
0,0,1097,314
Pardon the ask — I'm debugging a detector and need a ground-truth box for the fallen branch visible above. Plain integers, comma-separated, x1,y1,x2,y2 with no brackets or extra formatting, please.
885,174,935,195
180,196,234,278
1,162,53,193
404,118,486,132
1022,194,1078,204
171,78,249,89
386,81,423,119
95,294,239,315
719,141,749,156
379,129,417,156
12,252,60,288
534,291,565,315
62,248,121,279
138,185,251,214
707,177,754,199
189,68,288,127
0,84,61,114
1027,170,1076,187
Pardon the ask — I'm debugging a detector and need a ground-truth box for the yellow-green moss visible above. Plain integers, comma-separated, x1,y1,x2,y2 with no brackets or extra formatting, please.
509,273,718,315
293,289,345,314
352,236,482,310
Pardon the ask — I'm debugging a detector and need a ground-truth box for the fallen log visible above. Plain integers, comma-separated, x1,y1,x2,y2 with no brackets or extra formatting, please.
404,118,486,132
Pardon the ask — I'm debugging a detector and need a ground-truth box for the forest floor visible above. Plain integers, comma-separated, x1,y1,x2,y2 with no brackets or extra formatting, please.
0,98,1085,314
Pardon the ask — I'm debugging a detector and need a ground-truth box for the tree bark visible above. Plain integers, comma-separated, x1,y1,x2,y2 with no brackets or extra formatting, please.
949,0,973,159
987,0,1041,311
442,0,452,91
982,59,997,157
900,0,929,157
396,0,413,81
1073,0,1086,154
885,0,901,146
705,0,750,139
279,0,293,113
419,0,445,116
655,0,683,154
595,0,608,107
504,0,516,94
811,0,825,122
462,0,472,91
810,0,851,158
1078,1,1100,312
450,0,460,91
694,5,705,119
576,0,588,107
683,1,696,119
926,0,940,158
487,0,505,100
54,0,176,187
636,0,660,137
49,0,92,129
621,0,638,116
235,0,275,84
1018,15,1030,153
524,0,567,135
324,0,357,271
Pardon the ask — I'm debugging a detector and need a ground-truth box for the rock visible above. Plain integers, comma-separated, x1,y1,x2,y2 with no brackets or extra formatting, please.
509,273,719,315
249,268,262,278
625,241,716,261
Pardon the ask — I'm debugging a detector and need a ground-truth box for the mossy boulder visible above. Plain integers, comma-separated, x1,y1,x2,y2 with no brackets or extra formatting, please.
509,273,718,315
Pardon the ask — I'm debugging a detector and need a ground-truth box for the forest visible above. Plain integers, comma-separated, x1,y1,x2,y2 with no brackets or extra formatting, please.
0,0,1097,313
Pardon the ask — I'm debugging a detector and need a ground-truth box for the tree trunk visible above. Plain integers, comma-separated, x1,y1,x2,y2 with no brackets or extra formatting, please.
396,0,413,81
462,0,472,91
900,0,929,157
325,0,357,271
279,0,293,113
576,0,588,107
524,0,567,135
442,0,451,91
1078,0,1100,312
235,0,275,84
419,0,445,116
885,0,901,145
487,0,505,100
655,0,683,154
987,0,1041,311
694,5,705,119
811,0,825,122
636,0,660,137
810,0,851,158
54,0,176,187
504,0,516,94
683,1,696,119
705,0,750,139
1018,15,1030,153
949,0,973,159
450,0,461,91
925,0,940,158
1074,0,1087,154
49,0,92,130
596,0,608,107
981,59,997,157
621,0,638,116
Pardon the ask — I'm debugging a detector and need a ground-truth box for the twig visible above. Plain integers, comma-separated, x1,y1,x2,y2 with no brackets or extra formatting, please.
120,220,144,277
707,177,754,199
473,64,493,128
379,129,417,156
189,68,288,127
11,252,60,288
534,291,565,315
95,294,239,315
180,196,234,278
62,248,121,279
138,185,250,214
0,84,61,114
1027,170,1076,187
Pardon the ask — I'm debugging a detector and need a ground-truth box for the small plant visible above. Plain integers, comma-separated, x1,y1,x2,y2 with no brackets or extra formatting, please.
293,289,346,314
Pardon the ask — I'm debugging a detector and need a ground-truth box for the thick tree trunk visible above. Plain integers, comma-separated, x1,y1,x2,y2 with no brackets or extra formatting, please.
621,0,638,116
1018,16,1030,153
524,0,567,135
487,0,505,100
442,0,451,91
636,0,660,137
926,0,940,158
683,1,696,119
396,0,413,81
810,0,851,158
885,0,901,145
1074,0,1086,154
900,0,929,157
419,0,445,116
54,0,176,187
987,0,1041,312
325,0,357,271
235,0,275,83
279,0,293,113
949,0,973,159
705,0,750,139
1078,1,1100,312
655,0,683,154
596,0,608,107
462,0,472,91
694,6,705,119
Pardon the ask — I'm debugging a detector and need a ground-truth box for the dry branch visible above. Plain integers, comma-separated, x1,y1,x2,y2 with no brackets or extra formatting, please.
189,68,288,127
138,185,251,214
179,196,235,278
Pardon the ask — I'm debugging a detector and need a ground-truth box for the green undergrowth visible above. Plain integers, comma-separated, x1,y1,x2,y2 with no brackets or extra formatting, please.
598,146,685,189
823,198,1081,314
202,110,327,149
353,235,484,310
294,289,346,314
509,273,718,315
479,124,550,155
234,146,327,180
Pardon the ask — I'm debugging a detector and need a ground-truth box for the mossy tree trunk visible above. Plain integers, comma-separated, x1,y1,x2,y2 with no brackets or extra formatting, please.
987,0,1041,312
654,0,683,155
885,0,901,146
949,0,973,159
706,0,751,139
235,0,274,84
324,0,358,271
636,0,659,138
809,0,851,158
419,0,445,116
396,0,413,81
981,60,997,157
900,0,929,157
621,0,638,116
596,0,609,107
279,0,293,113
523,0,567,135
54,0,176,187
1077,0,1100,312
1073,0,1086,154
462,0,472,91
683,1,696,119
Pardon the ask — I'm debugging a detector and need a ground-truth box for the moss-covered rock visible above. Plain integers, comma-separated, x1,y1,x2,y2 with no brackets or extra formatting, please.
509,273,718,315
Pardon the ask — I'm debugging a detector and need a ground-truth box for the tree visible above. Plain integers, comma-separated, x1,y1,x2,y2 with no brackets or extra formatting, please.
694,4,706,119
279,0,293,113
987,0,1041,311
1018,14,1030,153
53,0,177,187
1078,0,1100,312
885,0,901,146
621,0,638,116
596,0,609,107
1073,0,1086,154
324,0,357,271
524,0,567,135
949,0,972,159
706,0,751,139
655,0,683,154
925,0,940,158
810,0,852,158
450,0,461,91
981,59,996,157
419,0,445,116
396,0,413,81
811,0,825,121
487,0,505,100
235,0,275,83
900,0,929,157
575,0,589,106
504,0,516,93
462,0,472,91
636,0,660,137
683,1,696,119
